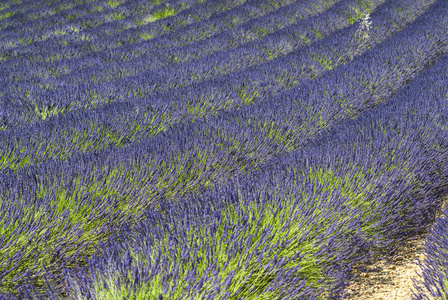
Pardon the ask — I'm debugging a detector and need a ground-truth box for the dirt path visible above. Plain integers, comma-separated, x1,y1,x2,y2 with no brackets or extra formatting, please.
341,195,448,300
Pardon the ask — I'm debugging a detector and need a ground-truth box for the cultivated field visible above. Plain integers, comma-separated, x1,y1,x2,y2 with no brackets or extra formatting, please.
1,0,448,299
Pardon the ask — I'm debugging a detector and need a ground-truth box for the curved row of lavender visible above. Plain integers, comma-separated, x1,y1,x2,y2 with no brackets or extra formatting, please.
65,49,448,299
0,0,447,298
0,0,438,171
2,0,390,126
1,0,328,77
6,32,448,299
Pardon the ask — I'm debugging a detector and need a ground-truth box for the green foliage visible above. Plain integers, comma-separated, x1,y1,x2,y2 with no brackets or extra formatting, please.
107,0,120,9
139,32,153,40
140,3,176,25
0,11,14,21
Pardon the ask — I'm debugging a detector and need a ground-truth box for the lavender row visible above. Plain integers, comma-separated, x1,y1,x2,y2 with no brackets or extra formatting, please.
0,3,443,179
2,0,301,87
0,0,110,37
0,0,169,48
33,0,368,89
6,0,308,86
0,0,444,176
0,0,70,32
5,39,448,300
1,8,448,296
3,0,447,213
3,0,437,129
0,0,245,67
53,49,448,300
0,0,243,102
0,0,387,118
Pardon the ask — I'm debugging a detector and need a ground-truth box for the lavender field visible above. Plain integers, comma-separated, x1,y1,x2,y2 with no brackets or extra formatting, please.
1,0,448,299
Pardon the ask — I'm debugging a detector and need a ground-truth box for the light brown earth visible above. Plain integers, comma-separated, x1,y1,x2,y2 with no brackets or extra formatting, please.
339,195,448,300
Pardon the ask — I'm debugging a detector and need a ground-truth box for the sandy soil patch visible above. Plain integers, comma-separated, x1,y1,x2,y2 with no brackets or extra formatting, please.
341,195,448,300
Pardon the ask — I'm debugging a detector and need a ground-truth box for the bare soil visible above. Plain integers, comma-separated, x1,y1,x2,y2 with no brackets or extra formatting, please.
340,195,448,300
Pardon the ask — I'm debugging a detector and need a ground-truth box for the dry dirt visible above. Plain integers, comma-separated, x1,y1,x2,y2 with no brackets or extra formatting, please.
339,195,448,300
